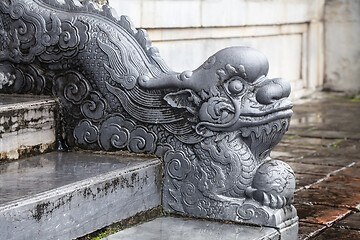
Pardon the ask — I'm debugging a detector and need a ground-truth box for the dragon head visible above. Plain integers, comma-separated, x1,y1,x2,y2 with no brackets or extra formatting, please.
138,47,293,160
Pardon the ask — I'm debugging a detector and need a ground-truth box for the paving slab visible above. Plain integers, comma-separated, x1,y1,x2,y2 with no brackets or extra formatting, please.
271,136,335,160
289,96,360,135
0,152,162,240
295,175,360,209
281,93,360,239
280,136,336,150
271,147,316,161
294,203,351,226
336,139,360,149
332,163,360,179
288,162,341,176
292,156,359,167
310,146,360,160
295,173,325,190
313,227,360,240
296,130,360,140
298,222,326,240
104,217,280,240
334,212,360,230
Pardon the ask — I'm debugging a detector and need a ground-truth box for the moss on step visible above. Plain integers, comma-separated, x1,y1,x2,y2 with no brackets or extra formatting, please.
76,206,164,240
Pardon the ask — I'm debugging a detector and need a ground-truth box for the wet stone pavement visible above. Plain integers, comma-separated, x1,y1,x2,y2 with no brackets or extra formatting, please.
271,92,360,239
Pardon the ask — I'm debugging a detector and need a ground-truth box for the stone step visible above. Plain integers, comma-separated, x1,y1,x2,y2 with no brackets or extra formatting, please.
103,216,281,240
0,95,57,161
0,151,162,240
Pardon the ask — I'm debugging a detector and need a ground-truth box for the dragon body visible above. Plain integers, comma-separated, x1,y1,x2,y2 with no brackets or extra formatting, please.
0,0,297,227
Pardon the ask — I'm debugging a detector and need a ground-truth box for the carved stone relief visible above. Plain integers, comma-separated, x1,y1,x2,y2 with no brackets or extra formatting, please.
0,0,297,228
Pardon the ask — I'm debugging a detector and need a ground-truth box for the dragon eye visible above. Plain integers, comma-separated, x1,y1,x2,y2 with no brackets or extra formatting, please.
228,79,244,94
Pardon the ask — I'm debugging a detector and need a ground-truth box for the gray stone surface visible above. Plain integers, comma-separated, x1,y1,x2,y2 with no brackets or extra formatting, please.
0,152,162,240
104,217,280,240
0,94,52,105
0,0,297,233
0,95,57,160
0,152,155,204
278,218,299,240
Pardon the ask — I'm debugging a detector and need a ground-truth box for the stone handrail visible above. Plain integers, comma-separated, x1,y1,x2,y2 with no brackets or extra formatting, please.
0,0,297,233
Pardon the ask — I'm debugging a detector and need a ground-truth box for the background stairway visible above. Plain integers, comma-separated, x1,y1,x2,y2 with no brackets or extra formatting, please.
0,95,57,161
0,95,161,240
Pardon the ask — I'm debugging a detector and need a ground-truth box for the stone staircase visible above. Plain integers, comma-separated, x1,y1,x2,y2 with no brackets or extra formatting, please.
102,217,282,240
0,98,295,240
0,95,162,240
0,95,57,160
1,0,299,238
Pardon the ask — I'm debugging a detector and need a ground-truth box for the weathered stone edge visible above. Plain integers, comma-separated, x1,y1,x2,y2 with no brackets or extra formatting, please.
0,157,162,240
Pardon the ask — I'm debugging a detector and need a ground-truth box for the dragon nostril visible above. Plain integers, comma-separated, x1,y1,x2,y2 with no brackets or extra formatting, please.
256,78,291,105
273,78,291,98
256,84,282,105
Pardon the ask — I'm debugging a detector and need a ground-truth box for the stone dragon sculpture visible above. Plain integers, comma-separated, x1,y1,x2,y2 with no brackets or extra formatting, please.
0,0,297,228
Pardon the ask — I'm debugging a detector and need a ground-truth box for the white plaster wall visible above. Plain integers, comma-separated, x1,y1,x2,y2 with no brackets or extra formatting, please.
109,0,325,99
324,0,360,93
109,0,324,28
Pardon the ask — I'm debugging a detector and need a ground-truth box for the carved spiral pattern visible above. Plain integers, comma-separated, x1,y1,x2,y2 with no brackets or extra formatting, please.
236,204,269,222
199,97,235,124
41,33,52,46
97,114,157,152
128,127,157,153
110,130,129,149
182,182,198,206
99,124,129,150
74,120,99,145
123,75,137,90
12,19,29,36
59,21,80,50
165,150,191,180
54,71,90,105
98,115,134,150
81,92,106,120
9,3,25,19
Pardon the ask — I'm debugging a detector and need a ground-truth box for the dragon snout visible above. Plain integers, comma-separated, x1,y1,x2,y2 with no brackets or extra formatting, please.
255,78,291,105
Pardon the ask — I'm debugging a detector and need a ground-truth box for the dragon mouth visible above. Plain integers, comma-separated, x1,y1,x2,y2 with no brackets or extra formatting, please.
239,99,293,127
237,99,293,161
240,117,291,161
240,109,293,127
